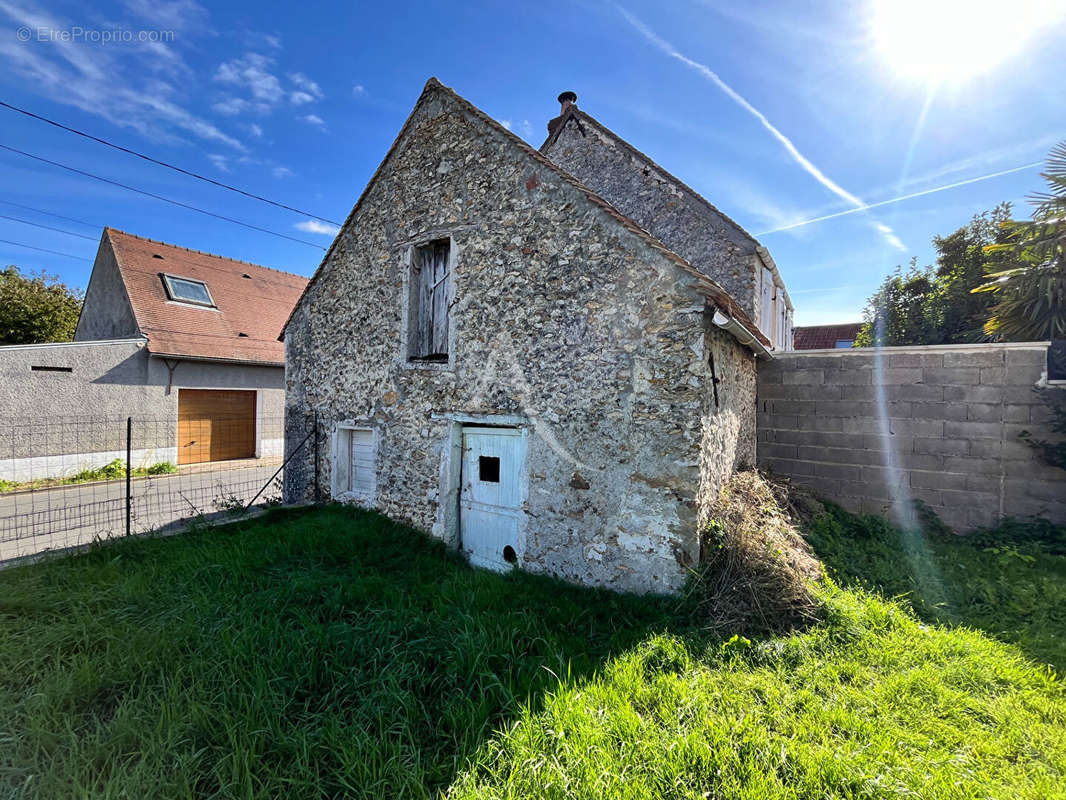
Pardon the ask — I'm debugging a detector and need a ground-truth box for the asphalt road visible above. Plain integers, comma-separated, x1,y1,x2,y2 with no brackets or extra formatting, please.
0,461,283,563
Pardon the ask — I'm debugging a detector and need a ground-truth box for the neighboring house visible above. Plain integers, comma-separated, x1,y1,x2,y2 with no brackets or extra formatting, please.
0,228,307,480
542,92,793,351
282,79,777,593
793,322,864,350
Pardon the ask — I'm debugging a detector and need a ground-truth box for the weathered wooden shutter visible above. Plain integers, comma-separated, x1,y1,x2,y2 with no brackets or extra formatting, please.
414,241,449,358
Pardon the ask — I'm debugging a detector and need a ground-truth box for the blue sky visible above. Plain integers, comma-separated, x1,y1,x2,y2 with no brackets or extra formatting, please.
0,0,1063,325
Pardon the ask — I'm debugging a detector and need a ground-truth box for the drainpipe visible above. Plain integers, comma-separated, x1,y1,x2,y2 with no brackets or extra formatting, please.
712,310,773,360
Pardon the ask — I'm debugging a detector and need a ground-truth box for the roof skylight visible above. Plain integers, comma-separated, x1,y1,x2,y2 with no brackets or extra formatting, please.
161,274,215,307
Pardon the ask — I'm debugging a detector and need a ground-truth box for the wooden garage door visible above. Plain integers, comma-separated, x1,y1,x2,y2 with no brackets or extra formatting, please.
177,390,256,465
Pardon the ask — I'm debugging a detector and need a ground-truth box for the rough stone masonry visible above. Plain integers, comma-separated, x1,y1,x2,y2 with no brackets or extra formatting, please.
282,80,764,594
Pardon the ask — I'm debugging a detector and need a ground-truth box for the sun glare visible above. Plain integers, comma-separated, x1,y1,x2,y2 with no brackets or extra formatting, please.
872,0,1063,84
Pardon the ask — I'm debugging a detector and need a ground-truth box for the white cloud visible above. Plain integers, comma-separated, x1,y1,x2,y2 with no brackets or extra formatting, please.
207,153,230,172
290,90,315,105
289,72,323,98
352,84,366,97
0,1,244,151
301,114,325,126
519,120,534,139
295,219,339,235
214,52,284,105
212,96,250,116
499,119,513,131
249,123,263,137
272,165,293,178
619,7,905,252
122,0,210,33
873,222,907,252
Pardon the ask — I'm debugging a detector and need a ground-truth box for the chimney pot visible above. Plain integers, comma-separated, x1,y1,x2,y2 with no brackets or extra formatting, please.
557,91,577,113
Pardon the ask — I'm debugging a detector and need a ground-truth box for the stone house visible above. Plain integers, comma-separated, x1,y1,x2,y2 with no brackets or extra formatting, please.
0,228,306,480
282,79,787,593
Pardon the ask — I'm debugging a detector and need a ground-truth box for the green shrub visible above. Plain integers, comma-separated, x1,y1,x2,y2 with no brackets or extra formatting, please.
145,462,177,475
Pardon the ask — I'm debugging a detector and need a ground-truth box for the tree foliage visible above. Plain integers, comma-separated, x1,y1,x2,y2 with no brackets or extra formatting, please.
855,204,1017,347
0,265,84,345
974,141,1066,341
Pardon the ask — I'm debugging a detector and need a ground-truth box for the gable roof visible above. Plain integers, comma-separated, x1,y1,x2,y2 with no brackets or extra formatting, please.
793,322,864,350
541,104,792,313
103,228,308,365
281,78,770,353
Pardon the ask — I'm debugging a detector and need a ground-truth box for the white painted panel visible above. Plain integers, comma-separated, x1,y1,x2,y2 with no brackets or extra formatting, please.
459,427,524,571
349,429,375,494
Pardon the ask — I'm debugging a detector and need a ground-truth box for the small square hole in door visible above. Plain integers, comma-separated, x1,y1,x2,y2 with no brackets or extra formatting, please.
478,455,500,483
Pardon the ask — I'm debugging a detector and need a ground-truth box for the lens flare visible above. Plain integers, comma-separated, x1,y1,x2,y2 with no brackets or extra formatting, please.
871,0,1063,84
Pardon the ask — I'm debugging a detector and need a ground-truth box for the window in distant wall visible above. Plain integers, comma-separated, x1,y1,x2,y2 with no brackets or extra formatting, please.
835,339,855,349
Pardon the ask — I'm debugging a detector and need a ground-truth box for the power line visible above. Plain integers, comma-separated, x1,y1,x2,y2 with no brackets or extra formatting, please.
0,237,85,260
0,214,97,241
0,199,100,229
0,143,327,250
0,100,343,226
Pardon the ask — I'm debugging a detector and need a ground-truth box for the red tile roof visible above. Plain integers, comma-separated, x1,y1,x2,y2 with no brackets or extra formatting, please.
793,322,864,350
106,228,308,365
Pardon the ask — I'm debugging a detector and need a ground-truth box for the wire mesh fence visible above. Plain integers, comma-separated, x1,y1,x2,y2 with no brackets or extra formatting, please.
0,414,312,563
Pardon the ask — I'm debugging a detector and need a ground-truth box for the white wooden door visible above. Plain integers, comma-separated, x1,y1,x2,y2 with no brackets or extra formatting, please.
460,427,524,571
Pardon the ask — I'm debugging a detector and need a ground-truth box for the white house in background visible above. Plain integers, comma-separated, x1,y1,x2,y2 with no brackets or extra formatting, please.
0,228,307,481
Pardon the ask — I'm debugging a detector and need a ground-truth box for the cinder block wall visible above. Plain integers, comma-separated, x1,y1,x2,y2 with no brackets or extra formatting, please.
757,342,1066,530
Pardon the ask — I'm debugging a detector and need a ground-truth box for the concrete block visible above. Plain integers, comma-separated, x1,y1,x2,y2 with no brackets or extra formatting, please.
887,418,945,437
832,369,873,386
922,367,981,385
913,437,969,456
940,489,999,510
910,402,967,421
799,475,842,496
966,403,1003,423
887,352,943,368
896,452,943,471
760,443,797,460
1006,347,1049,367
769,399,816,416
1004,477,1066,503
861,464,910,488
840,384,877,401
817,400,873,417
943,456,1000,475
1006,366,1042,386
969,439,1004,459
944,384,1003,403
944,420,1000,440
908,487,943,507
1003,404,1030,424
782,369,824,385
944,350,1003,368
762,456,816,478
997,386,1043,405
841,417,883,434
979,367,1006,385
884,384,944,401
811,416,844,432
910,470,968,491
965,474,1000,494
799,445,882,466
815,461,860,479
872,367,924,385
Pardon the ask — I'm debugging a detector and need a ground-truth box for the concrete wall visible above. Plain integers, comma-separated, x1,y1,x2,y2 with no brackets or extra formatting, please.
74,236,140,341
283,81,759,594
757,342,1066,530
0,339,285,480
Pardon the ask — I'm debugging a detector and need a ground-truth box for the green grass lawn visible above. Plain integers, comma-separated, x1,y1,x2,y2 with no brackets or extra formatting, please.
0,504,1064,798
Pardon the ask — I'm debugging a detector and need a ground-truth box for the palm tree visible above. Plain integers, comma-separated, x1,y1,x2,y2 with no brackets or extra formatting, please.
974,142,1066,341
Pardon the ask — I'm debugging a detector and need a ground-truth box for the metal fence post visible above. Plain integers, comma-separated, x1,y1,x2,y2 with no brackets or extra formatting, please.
313,410,321,503
125,416,132,538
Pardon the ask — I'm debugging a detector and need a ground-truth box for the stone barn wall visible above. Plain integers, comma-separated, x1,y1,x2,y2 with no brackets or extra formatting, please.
283,82,759,594
757,342,1066,530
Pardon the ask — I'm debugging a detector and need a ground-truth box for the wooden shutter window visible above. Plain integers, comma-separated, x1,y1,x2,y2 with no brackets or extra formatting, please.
413,240,450,360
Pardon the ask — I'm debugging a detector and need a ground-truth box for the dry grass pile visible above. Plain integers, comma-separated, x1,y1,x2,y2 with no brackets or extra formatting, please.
691,469,824,634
